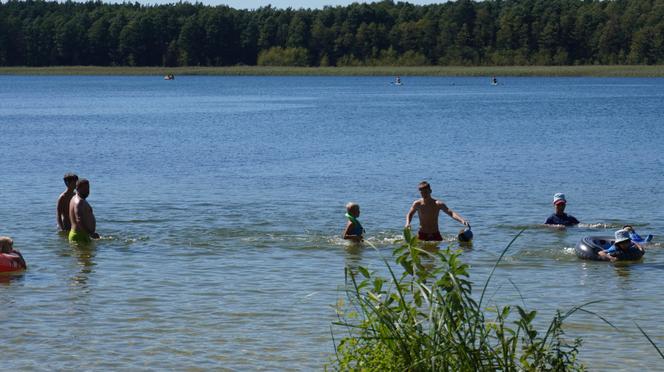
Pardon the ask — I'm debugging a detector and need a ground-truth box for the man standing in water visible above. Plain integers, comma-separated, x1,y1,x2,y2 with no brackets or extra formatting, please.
544,193,579,226
405,181,470,241
68,179,100,243
56,173,78,232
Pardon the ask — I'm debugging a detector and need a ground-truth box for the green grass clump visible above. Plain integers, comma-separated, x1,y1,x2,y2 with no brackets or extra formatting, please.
330,229,585,371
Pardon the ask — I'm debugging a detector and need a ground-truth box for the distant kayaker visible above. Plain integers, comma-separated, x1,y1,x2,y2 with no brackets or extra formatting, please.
405,181,469,242
597,229,644,262
56,172,78,232
343,202,364,242
545,193,579,227
68,179,100,243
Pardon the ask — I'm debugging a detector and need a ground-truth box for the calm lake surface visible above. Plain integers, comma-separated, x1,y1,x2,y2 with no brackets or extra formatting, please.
1,75,663,370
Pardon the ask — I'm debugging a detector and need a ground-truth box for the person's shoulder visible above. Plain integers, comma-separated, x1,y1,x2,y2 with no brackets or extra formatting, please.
544,214,557,224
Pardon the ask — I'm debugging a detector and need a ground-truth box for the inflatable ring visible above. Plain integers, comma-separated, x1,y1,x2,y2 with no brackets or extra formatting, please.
0,252,27,273
575,236,644,261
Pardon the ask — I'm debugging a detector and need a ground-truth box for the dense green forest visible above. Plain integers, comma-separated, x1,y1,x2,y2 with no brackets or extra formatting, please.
1,0,663,67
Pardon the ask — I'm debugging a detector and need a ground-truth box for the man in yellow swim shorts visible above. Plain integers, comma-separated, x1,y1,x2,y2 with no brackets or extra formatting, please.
68,179,100,243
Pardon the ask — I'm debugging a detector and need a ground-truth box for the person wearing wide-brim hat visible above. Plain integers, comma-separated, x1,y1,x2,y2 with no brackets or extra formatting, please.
544,193,579,227
598,229,644,262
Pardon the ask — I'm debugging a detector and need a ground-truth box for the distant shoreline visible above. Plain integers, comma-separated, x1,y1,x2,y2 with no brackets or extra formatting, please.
1,65,664,77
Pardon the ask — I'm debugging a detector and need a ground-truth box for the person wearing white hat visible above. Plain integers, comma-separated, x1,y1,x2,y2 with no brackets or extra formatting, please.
544,193,579,226
598,229,644,262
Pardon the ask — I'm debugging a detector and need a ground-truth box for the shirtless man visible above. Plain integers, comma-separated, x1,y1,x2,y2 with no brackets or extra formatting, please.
405,181,469,241
56,173,78,231
68,179,100,243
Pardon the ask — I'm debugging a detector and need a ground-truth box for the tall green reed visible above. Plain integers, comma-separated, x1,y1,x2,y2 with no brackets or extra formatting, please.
330,229,586,371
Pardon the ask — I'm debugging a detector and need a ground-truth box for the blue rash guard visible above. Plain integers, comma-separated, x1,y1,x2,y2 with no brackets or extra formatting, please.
545,213,579,226
628,231,652,243
604,243,643,260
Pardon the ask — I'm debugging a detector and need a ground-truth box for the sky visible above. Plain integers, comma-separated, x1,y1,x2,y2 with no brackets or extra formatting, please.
127,1,446,10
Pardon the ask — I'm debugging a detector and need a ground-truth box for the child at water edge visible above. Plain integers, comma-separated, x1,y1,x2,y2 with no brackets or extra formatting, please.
343,202,364,242
0,236,27,269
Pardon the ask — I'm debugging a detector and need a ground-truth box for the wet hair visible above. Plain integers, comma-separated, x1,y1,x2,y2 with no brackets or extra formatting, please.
346,202,359,213
76,178,90,189
623,225,634,232
63,173,78,183
0,236,13,253
418,181,431,191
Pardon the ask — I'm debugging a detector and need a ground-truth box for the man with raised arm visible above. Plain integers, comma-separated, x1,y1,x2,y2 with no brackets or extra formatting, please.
68,179,100,243
56,173,78,232
405,181,469,242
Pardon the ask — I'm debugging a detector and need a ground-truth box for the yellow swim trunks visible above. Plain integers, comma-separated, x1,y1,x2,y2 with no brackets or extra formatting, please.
68,229,91,243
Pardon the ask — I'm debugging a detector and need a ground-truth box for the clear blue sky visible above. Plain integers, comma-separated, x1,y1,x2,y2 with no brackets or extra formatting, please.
131,1,446,10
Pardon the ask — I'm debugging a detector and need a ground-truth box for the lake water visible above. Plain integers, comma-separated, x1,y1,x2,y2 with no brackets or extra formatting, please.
1,75,663,370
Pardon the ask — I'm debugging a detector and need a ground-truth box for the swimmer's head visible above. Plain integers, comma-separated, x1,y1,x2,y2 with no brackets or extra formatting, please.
346,202,360,217
623,225,634,232
418,181,431,197
0,236,13,253
76,179,90,199
63,172,78,189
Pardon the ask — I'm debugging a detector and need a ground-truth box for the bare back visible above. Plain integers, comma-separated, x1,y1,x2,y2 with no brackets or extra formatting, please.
57,191,75,231
69,195,96,235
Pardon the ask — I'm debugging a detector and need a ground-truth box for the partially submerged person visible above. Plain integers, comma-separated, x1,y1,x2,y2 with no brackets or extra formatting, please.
545,193,579,227
598,229,644,262
405,181,470,242
56,172,78,232
68,179,100,243
0,236,27,270
343,202,364,242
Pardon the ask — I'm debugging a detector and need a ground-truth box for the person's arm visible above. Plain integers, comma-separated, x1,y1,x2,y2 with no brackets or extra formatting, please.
597,250,617,262
440,202,469,226
634,242,644,253
405,201,418,229
13,249,27,268
343,221,362,242
56,195,65,230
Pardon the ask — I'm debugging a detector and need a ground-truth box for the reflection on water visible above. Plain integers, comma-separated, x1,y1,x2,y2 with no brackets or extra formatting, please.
1,76,663,369
59,240,97,287
0,272,26,285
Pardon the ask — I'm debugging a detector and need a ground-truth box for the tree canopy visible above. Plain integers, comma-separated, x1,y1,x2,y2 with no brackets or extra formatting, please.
1,0,663,67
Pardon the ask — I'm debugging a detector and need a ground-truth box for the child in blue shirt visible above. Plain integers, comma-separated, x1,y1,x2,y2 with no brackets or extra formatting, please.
598,229,644,262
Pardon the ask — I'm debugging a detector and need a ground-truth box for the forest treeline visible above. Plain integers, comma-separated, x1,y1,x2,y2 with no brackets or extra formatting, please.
1,0,663,67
